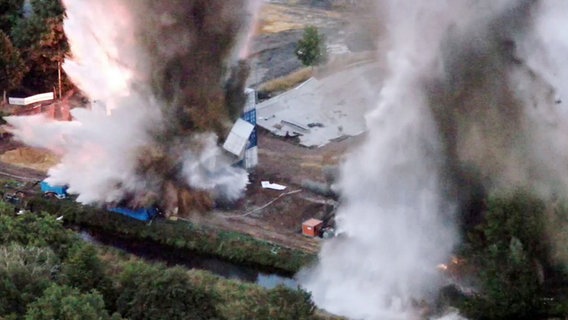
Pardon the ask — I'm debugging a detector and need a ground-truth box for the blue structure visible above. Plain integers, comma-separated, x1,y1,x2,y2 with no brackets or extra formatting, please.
242,88,258,169
242,108,257,147
40,181,68,199
108,206,159,222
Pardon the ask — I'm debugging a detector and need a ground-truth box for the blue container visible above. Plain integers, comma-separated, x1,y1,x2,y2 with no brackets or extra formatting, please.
108,206,159,222
40,181,68,198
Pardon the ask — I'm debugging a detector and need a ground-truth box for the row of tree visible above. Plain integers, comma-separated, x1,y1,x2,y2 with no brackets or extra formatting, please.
0,0,69,100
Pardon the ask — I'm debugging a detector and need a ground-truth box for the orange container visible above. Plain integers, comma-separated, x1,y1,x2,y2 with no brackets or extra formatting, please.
302,218,323,237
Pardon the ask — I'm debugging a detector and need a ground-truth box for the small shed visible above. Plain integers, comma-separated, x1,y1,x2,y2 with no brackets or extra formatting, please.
302,218,323,238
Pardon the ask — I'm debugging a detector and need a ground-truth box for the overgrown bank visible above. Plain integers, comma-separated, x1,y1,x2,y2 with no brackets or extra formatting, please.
26,196,315,275
0,201,335,320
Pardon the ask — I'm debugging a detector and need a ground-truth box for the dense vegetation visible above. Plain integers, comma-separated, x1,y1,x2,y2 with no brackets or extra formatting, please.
0,201,323,320
0,0,71,98
440,189,568,319
25,196,315,274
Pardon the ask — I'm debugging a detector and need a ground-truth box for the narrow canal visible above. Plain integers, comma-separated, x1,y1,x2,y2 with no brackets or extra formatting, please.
79,230,299,290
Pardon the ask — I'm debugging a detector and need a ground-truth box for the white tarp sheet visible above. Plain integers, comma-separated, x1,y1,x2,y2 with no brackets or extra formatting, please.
223,118,254,156
261,181,287,190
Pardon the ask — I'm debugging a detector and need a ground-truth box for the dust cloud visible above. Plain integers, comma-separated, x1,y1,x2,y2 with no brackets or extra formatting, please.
6,0,262,212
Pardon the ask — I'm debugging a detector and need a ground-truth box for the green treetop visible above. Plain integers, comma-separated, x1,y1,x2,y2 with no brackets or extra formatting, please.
296,25,327,67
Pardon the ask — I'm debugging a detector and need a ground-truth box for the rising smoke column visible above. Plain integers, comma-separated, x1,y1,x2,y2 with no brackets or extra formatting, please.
7,0,261,211
300,0,568,319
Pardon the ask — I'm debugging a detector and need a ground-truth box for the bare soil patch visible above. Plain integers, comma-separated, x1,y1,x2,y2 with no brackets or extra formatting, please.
0,147,60,172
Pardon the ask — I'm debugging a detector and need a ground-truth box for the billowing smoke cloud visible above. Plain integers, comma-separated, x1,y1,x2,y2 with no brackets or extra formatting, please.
300,0,568,319
7,0,262,211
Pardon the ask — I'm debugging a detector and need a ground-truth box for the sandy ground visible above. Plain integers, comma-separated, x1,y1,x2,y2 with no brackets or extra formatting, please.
0,147,59,172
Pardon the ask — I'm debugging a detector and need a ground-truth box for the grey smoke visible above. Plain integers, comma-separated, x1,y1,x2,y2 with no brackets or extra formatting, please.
300,0,568,319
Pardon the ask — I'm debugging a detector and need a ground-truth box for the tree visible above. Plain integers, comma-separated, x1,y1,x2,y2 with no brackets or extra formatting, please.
116,263,217,320
9,0,69,94
20,17,70,93
61,244,108,292
30,0,65,20
460,190,548,319
24,284,117,320
0,0,24,35
0,31,26,100
295,26,327,67
60,243,116,311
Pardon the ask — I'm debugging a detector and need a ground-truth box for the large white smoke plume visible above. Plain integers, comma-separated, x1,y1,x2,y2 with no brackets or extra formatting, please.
301,0,568,319
7,0,262,209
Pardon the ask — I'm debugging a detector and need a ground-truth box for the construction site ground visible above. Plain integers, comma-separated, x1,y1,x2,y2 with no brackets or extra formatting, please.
210,130,364,254
0,130,364,255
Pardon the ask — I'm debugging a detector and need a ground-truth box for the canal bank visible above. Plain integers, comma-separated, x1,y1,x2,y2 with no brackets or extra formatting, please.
79,229,298,289
26,197,316,275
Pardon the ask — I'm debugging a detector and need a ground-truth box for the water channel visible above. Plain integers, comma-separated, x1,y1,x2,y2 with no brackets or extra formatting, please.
79,230,299,290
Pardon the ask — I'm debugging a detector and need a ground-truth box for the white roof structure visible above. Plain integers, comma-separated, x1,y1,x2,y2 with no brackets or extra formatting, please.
223,118,254,156
256,62,382,147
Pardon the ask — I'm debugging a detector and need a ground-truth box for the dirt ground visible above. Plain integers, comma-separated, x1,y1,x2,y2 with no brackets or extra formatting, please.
209,129,365,253
248,1,374,86
248,1,344,87
0,147,59,172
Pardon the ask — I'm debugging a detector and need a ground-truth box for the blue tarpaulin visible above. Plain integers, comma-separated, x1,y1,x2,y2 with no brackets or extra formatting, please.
108,207,159,222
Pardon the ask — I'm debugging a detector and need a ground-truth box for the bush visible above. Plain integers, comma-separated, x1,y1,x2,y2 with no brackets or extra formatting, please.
0,210,76,257
191,270,320,320
60,243,116,311
116,262,217,320
0,244,59,316
25,284,118,320
266,285,316,320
